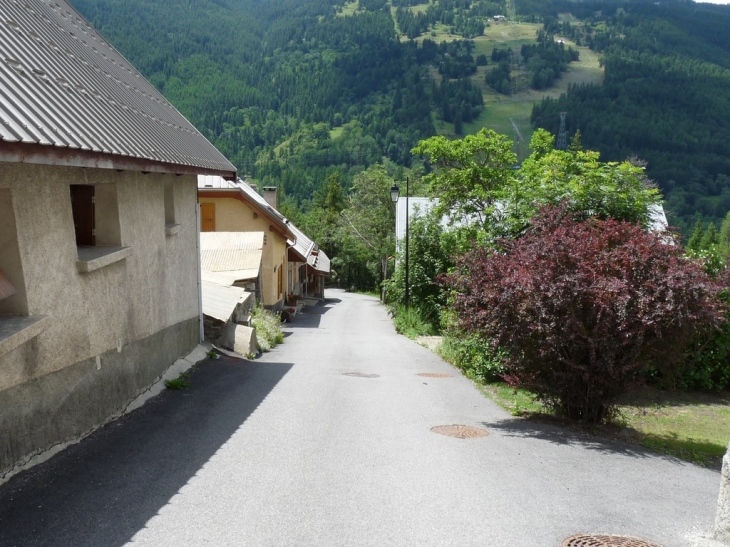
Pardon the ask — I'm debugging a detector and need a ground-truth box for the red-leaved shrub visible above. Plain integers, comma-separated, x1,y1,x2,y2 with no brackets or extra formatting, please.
446,206,727,423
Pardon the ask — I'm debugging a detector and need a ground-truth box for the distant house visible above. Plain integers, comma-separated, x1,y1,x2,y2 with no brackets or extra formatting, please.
395,198,669,258
287,222,331,301
0,0,236,478
198,176,294,312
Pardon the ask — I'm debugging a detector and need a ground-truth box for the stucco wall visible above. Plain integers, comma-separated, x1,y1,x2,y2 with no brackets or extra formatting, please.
198,196,287,310
0,163,200,476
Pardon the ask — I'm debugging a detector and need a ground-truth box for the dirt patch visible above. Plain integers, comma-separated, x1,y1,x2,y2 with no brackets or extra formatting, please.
417,336,443,352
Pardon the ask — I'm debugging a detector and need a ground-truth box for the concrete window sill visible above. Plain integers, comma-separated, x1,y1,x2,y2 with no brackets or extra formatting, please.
0,315,50,356
165,223,181,236
77,246,131,273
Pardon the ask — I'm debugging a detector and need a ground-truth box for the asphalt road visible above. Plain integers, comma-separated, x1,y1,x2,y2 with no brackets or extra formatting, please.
0,289,721,547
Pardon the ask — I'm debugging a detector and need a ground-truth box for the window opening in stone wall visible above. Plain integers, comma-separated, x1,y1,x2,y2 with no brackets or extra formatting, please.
70,184,95,246
164,179,175,226
70,184,122,248
0,188,28,316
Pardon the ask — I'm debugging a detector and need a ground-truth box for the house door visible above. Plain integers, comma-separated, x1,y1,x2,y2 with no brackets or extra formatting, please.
201,203,215,232
70,185,95,246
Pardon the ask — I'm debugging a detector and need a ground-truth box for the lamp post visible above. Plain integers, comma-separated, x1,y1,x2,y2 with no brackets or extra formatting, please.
390,178,409,309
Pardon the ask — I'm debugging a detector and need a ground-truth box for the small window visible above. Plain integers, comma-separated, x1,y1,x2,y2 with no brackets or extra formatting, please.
164,180,180,235
0,189,28,316
70,184,121,247
0,270,17,301
0,191,50,355
70,184,95,245
278,263,283,297
164,179,175,226
71,184,126,273
201,203,215,232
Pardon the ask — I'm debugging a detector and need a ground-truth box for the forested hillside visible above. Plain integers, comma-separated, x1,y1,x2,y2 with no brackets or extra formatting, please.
69,0,730,234
530,0,730,232
70,0,485,201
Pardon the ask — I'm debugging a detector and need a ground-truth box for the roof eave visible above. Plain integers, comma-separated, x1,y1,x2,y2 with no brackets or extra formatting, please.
0,141,236,180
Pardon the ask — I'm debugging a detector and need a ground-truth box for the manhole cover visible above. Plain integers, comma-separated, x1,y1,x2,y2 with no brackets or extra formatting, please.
430,425,488,439
562,535,662,547
417,373,452,378
342,372,380,378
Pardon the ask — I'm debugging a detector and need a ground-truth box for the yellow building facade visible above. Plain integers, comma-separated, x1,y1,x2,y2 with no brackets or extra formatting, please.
198,178,293,312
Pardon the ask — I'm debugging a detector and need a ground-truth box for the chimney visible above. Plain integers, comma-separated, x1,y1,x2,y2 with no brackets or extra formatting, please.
263,186,277,209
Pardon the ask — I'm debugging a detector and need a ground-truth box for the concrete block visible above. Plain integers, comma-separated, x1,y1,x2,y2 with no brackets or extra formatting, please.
234,325,258,356
715,443,730,544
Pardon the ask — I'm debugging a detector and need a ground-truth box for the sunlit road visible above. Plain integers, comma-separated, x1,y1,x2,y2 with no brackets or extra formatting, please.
0,290,720,546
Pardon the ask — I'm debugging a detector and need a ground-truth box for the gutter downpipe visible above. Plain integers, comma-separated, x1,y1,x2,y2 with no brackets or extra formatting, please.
196,199,204,342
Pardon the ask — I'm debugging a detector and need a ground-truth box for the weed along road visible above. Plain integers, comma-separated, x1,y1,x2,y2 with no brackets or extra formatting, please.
0,289,721,547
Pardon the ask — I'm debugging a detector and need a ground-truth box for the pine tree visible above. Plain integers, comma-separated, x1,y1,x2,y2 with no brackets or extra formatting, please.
700,222,719,250
719,210,730,254
686,218,705,251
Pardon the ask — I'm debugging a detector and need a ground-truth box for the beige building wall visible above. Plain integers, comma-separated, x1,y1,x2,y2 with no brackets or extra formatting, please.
198,196,287,310
0,163,200,476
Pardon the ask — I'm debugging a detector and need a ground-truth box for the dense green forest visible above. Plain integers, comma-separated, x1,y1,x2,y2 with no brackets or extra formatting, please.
70,0,730,235
529,0,730,232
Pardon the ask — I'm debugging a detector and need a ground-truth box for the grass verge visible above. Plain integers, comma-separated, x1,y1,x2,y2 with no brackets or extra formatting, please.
485,383,729,467
390,305,438,339
436,335,730,467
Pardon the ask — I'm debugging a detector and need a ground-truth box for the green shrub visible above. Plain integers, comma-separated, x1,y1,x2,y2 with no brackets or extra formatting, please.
251,306,284,352
674,290,730,391
390,304,436,338
385,212,452,332
438,331,505,382
446,206,726,423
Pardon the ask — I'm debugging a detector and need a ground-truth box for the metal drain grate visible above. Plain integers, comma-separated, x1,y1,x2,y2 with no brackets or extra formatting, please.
431,425,488,439
562,535,663,547
417,373,452,378
342,372,380,378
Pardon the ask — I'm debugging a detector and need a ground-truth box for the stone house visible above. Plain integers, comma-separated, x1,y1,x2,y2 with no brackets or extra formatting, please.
198,176,294,313
0,0,236,479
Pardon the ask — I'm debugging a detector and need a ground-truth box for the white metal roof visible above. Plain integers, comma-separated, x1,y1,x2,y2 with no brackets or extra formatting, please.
396,197,669,242
288,222,315,262
201,281,253,322
201,269,259,287
200,232,263,273
0,0,235,177
307,249,331,275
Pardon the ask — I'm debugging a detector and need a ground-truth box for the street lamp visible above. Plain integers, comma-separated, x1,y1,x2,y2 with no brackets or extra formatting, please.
390,179,409,309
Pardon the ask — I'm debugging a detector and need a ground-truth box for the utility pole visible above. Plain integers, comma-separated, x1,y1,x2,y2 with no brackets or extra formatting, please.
405,177,409,309
557,111,568,150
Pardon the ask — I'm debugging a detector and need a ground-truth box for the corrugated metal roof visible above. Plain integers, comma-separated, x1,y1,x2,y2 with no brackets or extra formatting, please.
201,269,259,287
307,249,331,275
198,175,238,190
315,250,331,275
200,232,263,273
0,0,235,176
288,222,315,262
201,280,253,322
